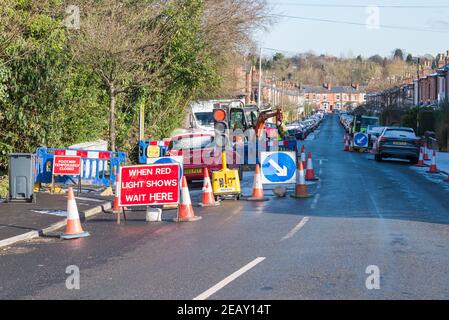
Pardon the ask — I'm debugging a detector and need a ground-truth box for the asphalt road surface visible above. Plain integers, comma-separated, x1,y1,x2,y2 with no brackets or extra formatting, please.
2,114,449,300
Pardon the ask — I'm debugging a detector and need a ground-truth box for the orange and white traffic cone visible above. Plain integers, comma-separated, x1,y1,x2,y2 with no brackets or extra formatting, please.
416,147,425,167
61,187,90,239
344,136,350,152
428,150,439,173
305,152,319,181
178,176,202,222
300,145,307,168
247,164,268,201
370,139,377,155
291,161,312,198
423,143,430,161
198,168,220,207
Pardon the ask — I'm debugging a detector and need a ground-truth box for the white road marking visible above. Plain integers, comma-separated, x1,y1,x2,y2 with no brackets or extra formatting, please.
311,193,320,209
280,217,310,241
193,257,266,300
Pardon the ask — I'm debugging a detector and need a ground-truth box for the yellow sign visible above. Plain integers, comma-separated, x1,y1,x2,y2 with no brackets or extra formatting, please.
146,145,160,158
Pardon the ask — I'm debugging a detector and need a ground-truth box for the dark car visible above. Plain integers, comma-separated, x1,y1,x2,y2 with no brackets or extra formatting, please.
375,127,421,164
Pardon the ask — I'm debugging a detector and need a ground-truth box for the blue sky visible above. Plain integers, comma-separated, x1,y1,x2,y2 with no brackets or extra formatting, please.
256,0,449,58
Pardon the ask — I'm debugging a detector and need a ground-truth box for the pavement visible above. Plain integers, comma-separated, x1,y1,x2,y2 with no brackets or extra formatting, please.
424,150,449,175
1,114,449,300
0,192,113,248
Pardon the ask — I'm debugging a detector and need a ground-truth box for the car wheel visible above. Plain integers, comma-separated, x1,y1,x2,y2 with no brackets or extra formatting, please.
410,158,418,165
375,154,382,162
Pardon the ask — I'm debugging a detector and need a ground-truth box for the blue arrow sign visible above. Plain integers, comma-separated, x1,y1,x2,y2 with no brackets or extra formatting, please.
260,152,296,184
354,133,368,147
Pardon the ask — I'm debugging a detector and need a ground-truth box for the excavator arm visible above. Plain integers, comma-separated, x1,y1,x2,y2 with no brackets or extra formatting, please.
255,109,287,139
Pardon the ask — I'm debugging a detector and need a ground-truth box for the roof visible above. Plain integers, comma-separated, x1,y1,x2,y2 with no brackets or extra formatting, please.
302,85,366,94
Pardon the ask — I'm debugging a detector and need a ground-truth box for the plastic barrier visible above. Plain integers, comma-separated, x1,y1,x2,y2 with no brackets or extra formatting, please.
36,147,127,187
138,140,170,164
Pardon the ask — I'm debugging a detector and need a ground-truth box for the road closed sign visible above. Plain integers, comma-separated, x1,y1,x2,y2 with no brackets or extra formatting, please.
118,163,180,207
53,155,82,176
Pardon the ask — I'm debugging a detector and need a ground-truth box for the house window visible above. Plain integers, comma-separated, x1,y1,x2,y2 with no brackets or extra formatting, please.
336,94,340,100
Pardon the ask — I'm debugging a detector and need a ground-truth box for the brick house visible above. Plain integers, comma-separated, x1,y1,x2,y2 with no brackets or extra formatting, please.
302,83,366,112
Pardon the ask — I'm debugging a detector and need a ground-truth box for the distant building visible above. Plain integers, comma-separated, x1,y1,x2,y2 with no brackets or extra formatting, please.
302,83,366,112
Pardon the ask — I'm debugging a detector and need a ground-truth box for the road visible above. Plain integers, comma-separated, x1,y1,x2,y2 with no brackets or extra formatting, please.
1,114,449,300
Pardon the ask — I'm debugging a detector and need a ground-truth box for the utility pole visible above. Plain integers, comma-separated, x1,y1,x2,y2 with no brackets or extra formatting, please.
416,58,421,135
139,93,146,141
258,47,262,109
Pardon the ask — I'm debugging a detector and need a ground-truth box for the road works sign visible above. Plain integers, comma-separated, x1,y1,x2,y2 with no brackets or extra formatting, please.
53,155,82,176
118,163,180,207
354,133,369,148
260,151,296,184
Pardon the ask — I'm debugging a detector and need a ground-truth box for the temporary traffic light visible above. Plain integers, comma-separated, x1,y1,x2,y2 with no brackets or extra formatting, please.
213,108,228,149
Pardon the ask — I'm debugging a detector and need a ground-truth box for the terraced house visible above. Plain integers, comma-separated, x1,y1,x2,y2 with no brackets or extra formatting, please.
302,83,367,112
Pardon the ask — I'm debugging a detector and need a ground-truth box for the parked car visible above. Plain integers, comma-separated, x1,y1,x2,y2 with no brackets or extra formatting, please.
286,122,308,140
166,132,242,181
375,127,421,164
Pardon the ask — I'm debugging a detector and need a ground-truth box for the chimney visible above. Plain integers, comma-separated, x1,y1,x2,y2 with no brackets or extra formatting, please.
323,83,332,90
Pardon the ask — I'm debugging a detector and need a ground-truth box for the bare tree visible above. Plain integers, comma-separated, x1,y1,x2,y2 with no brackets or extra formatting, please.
67,0,170,151
201,0,271,96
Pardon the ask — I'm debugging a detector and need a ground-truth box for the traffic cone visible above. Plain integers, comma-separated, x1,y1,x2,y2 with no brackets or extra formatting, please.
344,136,350,152
423,143,430,161
291,161,312,198
300,145,307,168
416,147,425,167
61,187,90,239
198,168,220,207
370,139,377,155
247,164,268,201
178,176,202,222
428,150,439,173
305,152,319,181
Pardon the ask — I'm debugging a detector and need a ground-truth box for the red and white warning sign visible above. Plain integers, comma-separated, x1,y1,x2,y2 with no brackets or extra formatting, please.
53,155,82,176
118,163,180,207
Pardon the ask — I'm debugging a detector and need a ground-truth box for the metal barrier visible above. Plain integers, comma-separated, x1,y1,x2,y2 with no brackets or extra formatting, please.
138,140,170,164
36,147,127,187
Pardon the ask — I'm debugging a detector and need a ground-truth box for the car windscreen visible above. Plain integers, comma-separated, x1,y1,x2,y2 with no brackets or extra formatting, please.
195,112,214,126
170,135,214,150
384,129,416,139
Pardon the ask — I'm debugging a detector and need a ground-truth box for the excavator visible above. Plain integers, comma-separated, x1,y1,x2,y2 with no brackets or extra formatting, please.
210,101,290,200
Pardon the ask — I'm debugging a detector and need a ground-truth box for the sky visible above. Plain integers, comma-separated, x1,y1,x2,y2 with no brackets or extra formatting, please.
256,0,449,58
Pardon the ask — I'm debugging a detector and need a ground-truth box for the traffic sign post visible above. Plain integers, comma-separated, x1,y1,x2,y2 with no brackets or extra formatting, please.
52,155,82,195
119,163,180,207
353,133,369,149
260,152,297,184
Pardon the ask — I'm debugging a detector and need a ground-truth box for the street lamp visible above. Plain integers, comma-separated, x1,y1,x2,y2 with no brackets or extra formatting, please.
258,47,262,109
416,58,421,135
